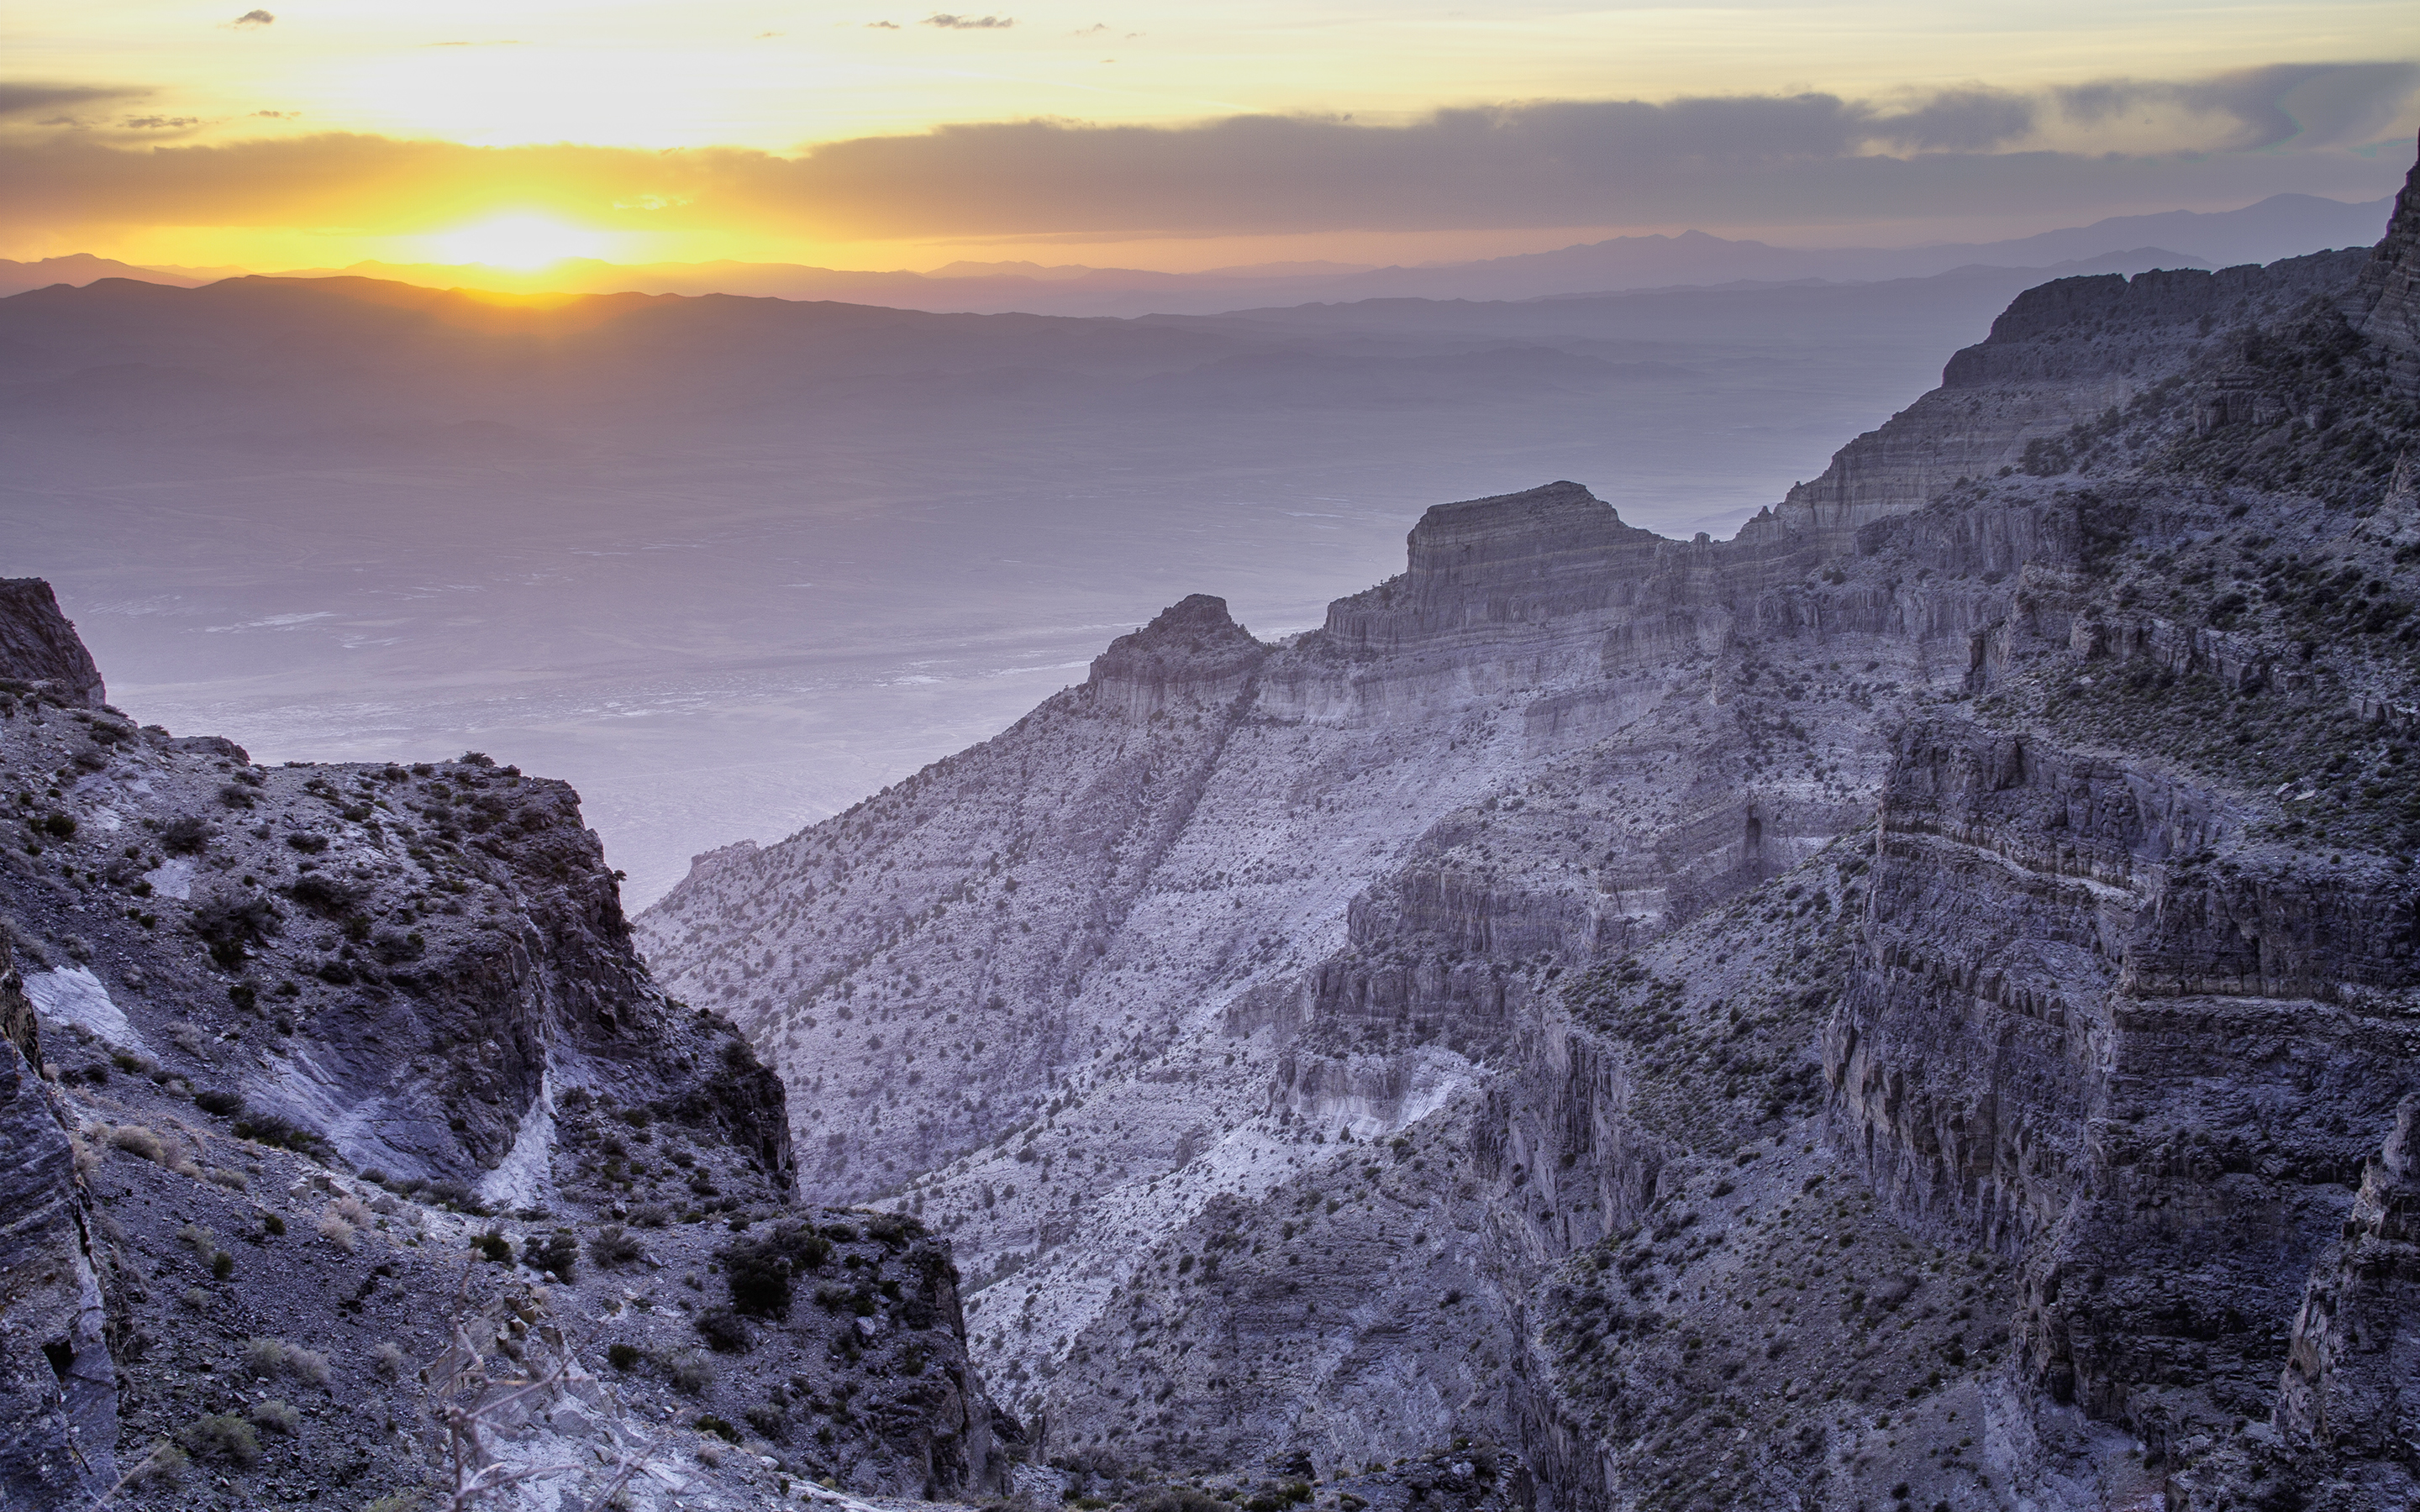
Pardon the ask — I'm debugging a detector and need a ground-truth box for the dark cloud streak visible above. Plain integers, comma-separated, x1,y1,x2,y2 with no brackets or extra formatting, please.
0,67,2409,241
2059,63,2419,148
0,82,150,119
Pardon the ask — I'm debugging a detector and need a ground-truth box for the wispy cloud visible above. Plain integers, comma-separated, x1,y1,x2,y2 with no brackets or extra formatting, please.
923,13,1013,29
230,9,274,27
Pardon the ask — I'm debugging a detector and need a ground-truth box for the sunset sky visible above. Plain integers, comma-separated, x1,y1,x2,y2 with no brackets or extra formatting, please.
6,0,2418,271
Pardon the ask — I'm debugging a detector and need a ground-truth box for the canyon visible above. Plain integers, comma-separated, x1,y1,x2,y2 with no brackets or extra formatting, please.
636,154,2420,1509
1,143,2415,1512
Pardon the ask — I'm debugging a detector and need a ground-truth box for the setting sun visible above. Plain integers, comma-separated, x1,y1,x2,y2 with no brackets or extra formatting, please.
426,213,607,270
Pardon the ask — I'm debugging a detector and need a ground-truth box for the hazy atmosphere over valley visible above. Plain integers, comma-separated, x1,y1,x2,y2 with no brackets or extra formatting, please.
5,4,2420,1512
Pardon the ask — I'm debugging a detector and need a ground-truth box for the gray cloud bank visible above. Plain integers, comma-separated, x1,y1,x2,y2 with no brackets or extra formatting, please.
0,63,2412,239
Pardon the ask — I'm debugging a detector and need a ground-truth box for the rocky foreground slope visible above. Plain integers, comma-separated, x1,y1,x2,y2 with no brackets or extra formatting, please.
0,587,1009,1509
639,154,2420,1508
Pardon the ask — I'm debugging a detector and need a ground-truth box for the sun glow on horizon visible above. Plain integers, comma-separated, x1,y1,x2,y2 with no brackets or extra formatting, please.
426,213,608,270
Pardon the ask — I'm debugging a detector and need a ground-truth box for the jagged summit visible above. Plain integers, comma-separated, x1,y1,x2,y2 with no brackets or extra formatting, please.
1085,592,1268,718
0,579,105,708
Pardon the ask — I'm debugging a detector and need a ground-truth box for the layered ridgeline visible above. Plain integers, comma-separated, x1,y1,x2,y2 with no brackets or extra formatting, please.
0,586,1008,1510
639,155,2420,1512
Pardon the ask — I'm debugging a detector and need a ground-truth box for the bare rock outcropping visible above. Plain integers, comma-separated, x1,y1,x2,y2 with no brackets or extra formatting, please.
1086,593,1268,719
0,937,115,1507
0,579,103,708
0,595,1007,1509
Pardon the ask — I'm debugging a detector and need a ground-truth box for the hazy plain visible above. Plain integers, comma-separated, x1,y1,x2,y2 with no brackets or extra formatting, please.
0,249,2324,902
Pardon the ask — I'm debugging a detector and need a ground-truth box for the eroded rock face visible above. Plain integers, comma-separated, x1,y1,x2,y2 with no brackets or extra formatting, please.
0,579,104,709
1086,594,1269,720
0,602,1004,1509
1755,250,2371,543
0,939,115,1510
2349,157,2420,391
642,149,2420,1510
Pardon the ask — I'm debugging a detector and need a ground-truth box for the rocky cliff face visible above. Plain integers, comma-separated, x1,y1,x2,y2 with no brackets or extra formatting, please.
638,150,2420,1509
2349,160,2420,393
0,936,116,1509
0,591,1007,1509
1756,249,2370,544
0,578,104,709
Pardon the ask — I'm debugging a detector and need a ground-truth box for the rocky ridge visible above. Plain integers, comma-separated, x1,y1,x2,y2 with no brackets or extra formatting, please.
639,150,2420,1512
0,590,1009,1510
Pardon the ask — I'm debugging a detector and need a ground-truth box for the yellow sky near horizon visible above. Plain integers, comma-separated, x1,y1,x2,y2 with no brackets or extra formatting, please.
7,0,2419,270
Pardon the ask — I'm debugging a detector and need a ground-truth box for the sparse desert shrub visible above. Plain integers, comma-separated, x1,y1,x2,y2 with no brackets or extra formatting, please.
287,871,359,912
719,1221,834,1318
176,1221,215,1263
285,1346,332,1388
126,1441,188,1488
694,1307,753,1354
744,1404,789,1443
112,1125,164,1162
665,1349,714,1394
360,1494,423,1512
178,1413,261,1467
587,1225,644,1269
166,1021,209,1058
182,1286,210,1310
189,893,277,969
208,1167,249,1192
262,1211,287,1236
212,1250,235,1280
248,1398,301,1435
692,1414,741,1445
160,815,212,854
232,1110,324,1156
605,1342,644,1373
318,1211,358,1252
334,1194,374,1226
371,1341,406,1380
523,1227,578,1280
474,1229,513,1264
1135,1492,1227,1512
245,1336,290,1378
630,1204,670,1229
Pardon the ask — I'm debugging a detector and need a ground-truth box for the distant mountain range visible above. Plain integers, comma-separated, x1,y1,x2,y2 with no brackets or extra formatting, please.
1,192,2392,316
